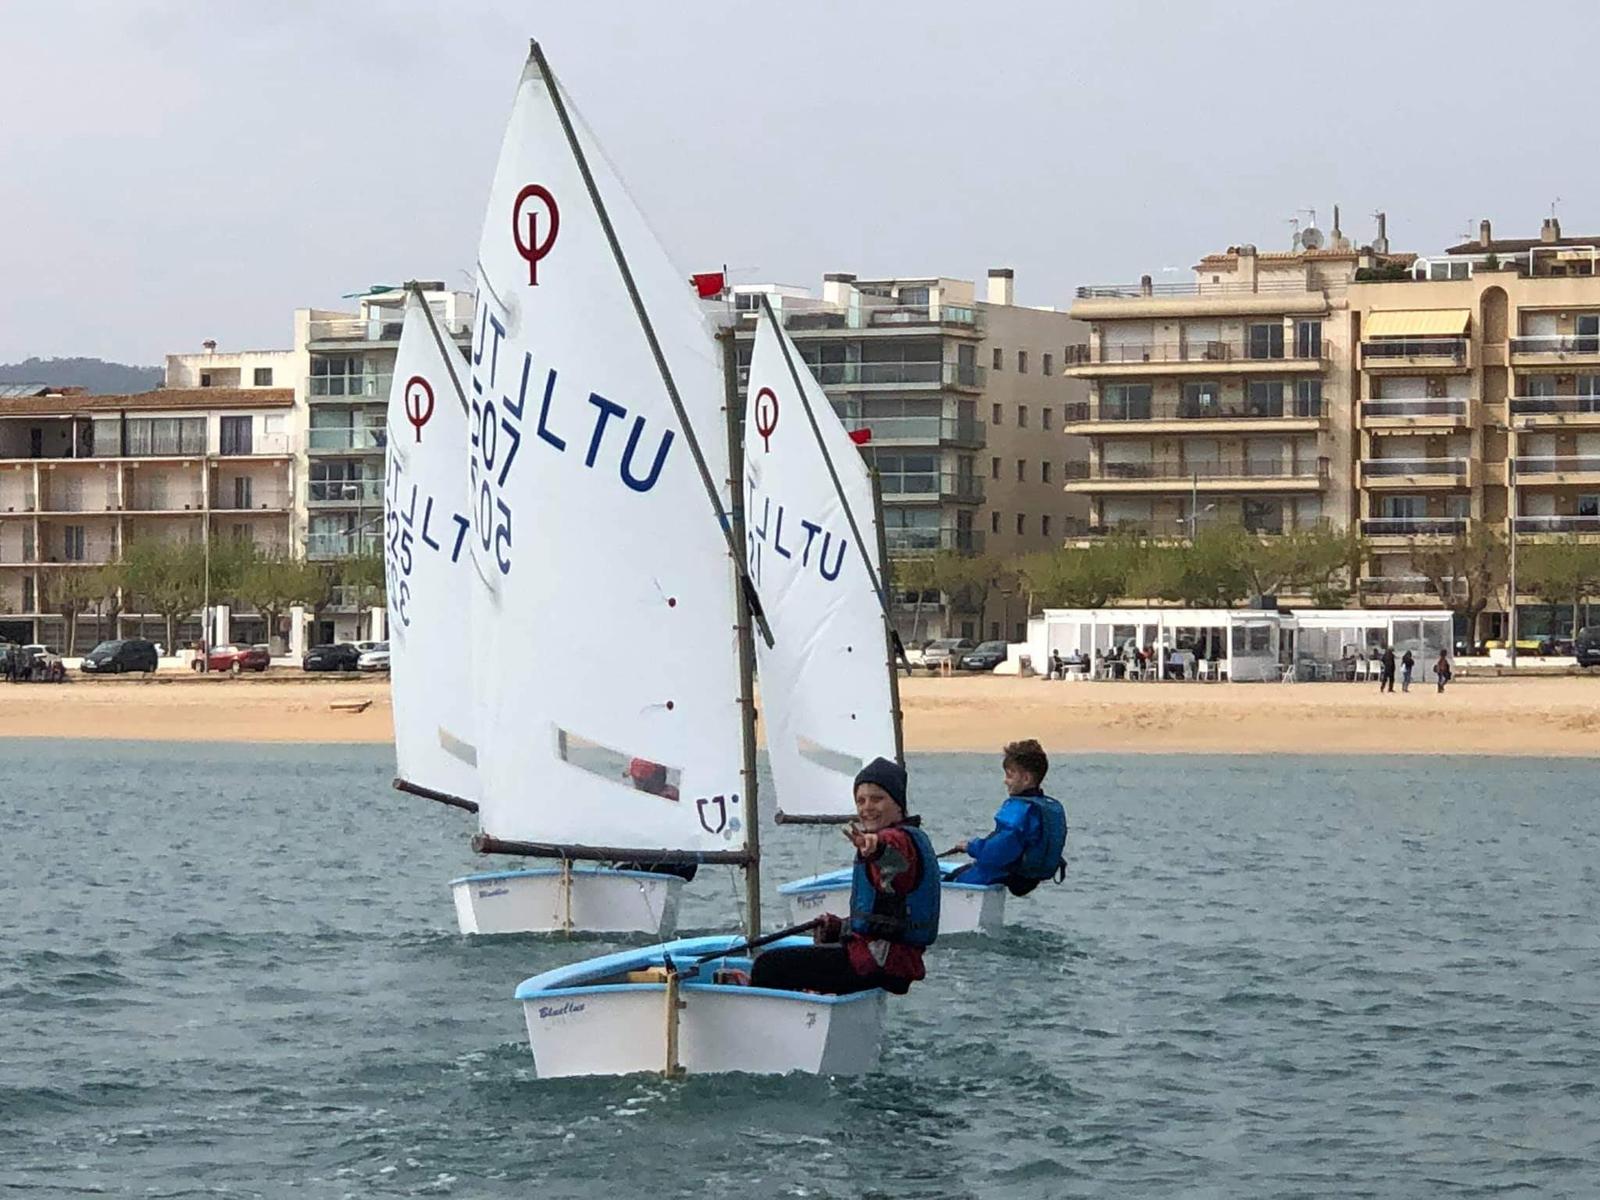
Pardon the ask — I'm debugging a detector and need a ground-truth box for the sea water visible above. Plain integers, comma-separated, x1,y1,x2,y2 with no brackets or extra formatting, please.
2,743,1597,1198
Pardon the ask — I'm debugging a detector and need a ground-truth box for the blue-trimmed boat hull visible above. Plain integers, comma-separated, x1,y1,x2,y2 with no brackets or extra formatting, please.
778,860,1007,934
450,867,682,937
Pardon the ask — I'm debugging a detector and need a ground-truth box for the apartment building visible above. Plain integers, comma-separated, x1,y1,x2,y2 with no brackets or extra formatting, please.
1349,216,1600,640
1063,223,1402,543
0,384,296,648
733,269,1088,643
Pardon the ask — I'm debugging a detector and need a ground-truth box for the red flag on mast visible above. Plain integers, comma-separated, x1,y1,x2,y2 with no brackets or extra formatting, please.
848,428,873,446
690,270,726,299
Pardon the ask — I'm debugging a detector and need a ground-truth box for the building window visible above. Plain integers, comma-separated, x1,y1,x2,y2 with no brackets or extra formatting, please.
1103,383,1153,420
231,523,254,543
253,367,274,386
991,511,1001,534
1018,405,1028,428
1042,514,1052,537
1017,350,1028,374
63,525,86,561
219,415,253,456
1295,379,1323,417
992,403,1003,424
1042,461,1053,484
1042,408,1053,431
989,622,1000,641
992,348,1003,370
1294,321,1322,359
1014,622,1026,642
900,286,930,306
1245,322,1285,360
199,372,213,387
1181,381,1222,418
1043,352,1054,376
232,476,253,509
990,456,1001,480
1246,380,1286,417
1015,513,1026,535
125,416,205,456
1016,459,1026,482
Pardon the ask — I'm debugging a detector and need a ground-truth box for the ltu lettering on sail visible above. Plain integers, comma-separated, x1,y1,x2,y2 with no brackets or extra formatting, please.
538,1001,586,1019
745,478,848,584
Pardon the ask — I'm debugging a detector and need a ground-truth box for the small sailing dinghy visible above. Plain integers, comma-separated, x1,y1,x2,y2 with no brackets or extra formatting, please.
475,41,890,1076
382,281,687,937
743,301,1008,932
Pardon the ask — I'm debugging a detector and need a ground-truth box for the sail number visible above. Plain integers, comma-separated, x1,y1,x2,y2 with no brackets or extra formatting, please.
385,443,472,629
470,312,521,575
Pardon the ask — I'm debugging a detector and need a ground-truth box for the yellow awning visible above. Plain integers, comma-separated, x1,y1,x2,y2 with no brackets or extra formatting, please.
1364,309,1471,338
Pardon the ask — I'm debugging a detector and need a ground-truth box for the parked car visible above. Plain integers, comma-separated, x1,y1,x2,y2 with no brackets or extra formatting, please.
958,640,1009,672
303,643,361,672
920,638,977,673
194,644,271,675
1576,626,1600,668
20,644,66,683
80,638,159,675
357,642,391,672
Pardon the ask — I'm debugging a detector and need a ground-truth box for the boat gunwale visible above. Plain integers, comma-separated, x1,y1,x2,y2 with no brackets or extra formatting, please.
449,867,689,887
778,861,1006,897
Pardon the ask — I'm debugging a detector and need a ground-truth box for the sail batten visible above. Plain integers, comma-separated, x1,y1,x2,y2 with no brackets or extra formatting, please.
465,53,748,857
745,309,899,821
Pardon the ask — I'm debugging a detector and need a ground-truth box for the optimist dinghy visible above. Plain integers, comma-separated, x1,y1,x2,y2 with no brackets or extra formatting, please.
780,861,1006,936
479,40,888,1075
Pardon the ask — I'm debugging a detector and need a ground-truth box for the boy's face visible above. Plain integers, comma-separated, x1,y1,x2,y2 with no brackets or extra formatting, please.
1003,763,1039,795
854,783,900,832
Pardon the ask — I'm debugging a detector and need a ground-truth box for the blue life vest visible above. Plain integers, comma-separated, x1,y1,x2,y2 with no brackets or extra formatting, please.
848,821,940,948
1013,792,1068,883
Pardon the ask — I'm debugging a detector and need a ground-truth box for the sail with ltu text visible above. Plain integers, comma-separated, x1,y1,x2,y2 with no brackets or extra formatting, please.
464,52,748,859
385,292,480,808
744,304,899,822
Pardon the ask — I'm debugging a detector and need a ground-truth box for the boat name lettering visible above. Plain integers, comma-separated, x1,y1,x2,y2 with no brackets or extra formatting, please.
743,475,850,590
474,885,510,899
537,1001,585,1019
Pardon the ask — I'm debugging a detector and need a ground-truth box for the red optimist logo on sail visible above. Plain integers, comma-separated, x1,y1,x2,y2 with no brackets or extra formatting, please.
512,184,560,284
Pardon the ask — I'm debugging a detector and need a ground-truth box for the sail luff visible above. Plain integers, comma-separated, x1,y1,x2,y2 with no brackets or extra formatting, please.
526,41,773,649
408,281,471,419
869,469,907,768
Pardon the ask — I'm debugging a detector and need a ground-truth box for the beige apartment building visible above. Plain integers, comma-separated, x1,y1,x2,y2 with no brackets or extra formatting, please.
733,269,1088,644
1064,214,1600,641
0,384,296,648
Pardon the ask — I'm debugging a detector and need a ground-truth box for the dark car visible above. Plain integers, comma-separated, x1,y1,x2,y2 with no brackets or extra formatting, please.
958,640,1010,672
303,643,360,672
1576,627,1600,668
80,638,159,674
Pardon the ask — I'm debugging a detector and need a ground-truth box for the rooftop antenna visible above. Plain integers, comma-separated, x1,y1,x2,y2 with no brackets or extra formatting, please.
1551,196,1563,219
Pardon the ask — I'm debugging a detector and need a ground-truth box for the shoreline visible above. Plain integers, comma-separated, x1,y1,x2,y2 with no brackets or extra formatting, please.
1,673,1597,756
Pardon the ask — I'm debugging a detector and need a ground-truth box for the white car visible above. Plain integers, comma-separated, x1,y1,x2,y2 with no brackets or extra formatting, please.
357,642,391,672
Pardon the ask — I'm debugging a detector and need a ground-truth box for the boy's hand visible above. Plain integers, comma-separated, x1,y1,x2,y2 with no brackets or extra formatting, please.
843,825,879,857
952,839,969,853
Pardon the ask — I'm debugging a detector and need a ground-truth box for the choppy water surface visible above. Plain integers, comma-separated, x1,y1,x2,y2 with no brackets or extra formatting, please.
3,743,1598,1198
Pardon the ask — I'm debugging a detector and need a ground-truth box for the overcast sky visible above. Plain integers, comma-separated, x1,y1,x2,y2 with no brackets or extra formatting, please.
6,0,1599,364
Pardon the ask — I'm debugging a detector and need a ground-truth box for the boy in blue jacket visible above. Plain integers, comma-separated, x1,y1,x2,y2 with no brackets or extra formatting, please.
949,739,1067,896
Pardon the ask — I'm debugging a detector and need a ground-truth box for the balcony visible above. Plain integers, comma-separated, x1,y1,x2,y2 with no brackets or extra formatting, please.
309,480,384,505
1509,334,1600,363
1360,337,1470,371
1064,340,1328,377
1360,516,1467,539
309,428,387,453
1360,458,1471,488
1065,458,1328,492
862,303,978,330
307,532,381,559
843,416,985,448
212,489,293,512
308,373,393,400
879,473,985,505
1513,515,1600,536
1359,576,1462,599
1360,398,1471,428
1509,394,1600,426
308,315,472,345
1074,279,1320,300
124,492,206,512
1078,517,1301,539
810,361,985,390
883,527,985,556
1063,395,1325,435
1511,455,1600,484
216,431,294,457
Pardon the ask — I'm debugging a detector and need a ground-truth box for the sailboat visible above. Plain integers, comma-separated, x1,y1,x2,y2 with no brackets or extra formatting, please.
741,301,1009,935
466,42,887,1075
382,280,687,938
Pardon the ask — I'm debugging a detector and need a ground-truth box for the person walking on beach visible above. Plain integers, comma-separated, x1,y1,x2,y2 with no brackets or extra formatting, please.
1379,646,1397,693
1400,650,1415,692
1434,650,1452,693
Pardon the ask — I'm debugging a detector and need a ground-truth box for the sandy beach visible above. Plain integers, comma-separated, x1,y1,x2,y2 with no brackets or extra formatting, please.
2,671,1597,755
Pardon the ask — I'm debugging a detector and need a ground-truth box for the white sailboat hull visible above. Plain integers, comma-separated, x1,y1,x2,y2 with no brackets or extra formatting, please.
779,861,1008,936
516,936,885,1078
450,868,682,937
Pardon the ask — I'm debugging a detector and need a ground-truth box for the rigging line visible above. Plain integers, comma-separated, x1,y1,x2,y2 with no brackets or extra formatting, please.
758,293,912,675
407,282,471,417
526,39,773,648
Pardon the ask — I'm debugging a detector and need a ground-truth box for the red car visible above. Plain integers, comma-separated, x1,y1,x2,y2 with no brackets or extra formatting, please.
193,644,271,675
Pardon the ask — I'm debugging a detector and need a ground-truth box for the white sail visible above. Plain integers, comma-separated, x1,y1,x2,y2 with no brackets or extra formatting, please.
464,52,746,854
744,308,897,820
384,294,479,804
